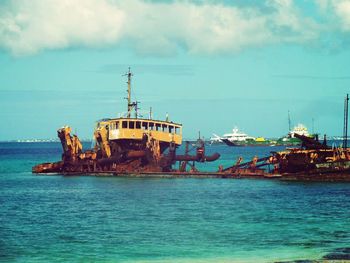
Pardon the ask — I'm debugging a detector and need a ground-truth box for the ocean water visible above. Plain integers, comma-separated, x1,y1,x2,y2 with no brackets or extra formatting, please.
1,142,350,262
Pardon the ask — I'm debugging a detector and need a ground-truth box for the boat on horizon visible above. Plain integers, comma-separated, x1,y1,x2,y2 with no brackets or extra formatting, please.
210,127,276,147
276,123,314,146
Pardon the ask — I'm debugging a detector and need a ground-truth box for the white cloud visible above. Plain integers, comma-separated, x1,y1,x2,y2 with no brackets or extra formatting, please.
0,0,323,56
0,0,125,55
315,0,350,31
332,0,350,30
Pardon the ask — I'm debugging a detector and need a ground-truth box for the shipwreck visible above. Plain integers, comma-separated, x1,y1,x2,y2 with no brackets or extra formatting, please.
33,71,350,182
33,68,220,175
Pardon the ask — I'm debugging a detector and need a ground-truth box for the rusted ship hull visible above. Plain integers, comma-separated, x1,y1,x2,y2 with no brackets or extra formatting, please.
32,125,221,175
33,130,350,182
272,134,350,182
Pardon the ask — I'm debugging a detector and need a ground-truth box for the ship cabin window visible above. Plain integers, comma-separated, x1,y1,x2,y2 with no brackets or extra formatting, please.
162,124,168,133
136,121,141,129
169,126,174,134
110,122,118,130
175,126,180,134
129,121,135,129
156,123,161,131
122,121,128,129
142,122,148,130
149,122,154,130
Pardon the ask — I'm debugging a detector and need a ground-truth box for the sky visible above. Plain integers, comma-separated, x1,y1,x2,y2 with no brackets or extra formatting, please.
0,0,350,140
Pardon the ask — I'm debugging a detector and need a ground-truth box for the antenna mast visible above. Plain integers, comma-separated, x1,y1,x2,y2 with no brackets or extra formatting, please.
288,110,291,131
124,67,139,118
126,67,132,118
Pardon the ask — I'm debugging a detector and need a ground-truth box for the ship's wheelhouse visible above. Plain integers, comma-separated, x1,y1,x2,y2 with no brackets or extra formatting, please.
97,118,182,146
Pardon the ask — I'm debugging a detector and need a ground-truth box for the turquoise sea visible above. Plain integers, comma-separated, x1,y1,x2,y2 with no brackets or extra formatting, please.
1,142,350,262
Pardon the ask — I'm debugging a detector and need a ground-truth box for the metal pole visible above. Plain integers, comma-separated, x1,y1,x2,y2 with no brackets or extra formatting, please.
288,110,291,132
127,67,132,118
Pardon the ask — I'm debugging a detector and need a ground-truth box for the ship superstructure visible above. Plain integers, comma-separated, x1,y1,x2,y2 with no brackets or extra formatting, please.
93,68,182,161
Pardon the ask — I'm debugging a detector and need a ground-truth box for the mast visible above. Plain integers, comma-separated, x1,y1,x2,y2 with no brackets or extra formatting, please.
126,67,132,118
288,110,291,131
343,94,349,149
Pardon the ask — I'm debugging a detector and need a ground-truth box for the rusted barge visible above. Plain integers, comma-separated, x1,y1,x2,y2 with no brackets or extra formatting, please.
271,94,350,182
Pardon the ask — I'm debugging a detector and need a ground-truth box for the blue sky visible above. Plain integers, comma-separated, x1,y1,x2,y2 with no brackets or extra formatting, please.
1,0,350,140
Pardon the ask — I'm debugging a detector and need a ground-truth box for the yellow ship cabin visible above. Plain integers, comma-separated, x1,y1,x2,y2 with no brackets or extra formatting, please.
97,118,182,145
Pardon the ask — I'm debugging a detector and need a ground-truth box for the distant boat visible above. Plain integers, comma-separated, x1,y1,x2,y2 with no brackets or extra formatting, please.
277,123,313,146
222,127,254,141
289,123,310,137
210,127,275,147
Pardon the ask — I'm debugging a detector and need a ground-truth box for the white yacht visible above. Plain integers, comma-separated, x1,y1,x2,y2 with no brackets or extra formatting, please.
221,127,255,142
210,127,255,145
289,123,310,138
277,123,313,146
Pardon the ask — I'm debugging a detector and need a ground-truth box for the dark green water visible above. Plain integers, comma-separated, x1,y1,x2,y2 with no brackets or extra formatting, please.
1,142,350,262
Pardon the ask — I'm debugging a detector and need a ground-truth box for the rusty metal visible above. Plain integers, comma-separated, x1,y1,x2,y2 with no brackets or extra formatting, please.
34,125,350,180
294,133,329,150
32,128,220,174
222,156,270,172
